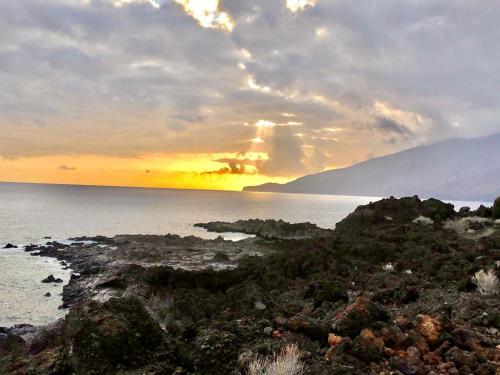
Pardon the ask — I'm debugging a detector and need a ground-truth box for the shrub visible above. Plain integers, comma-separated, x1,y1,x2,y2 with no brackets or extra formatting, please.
247,344,304,375
413,216,434,225
472,269,499,295
382,262,394,272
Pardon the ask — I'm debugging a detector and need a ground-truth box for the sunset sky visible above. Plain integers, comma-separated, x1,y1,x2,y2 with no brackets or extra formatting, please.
1,0,499,190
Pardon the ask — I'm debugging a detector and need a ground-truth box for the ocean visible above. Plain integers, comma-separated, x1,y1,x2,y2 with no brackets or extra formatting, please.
0,182,486,327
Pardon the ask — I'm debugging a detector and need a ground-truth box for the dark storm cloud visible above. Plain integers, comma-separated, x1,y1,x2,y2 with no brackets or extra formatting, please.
375,117,412,136
202,160,254,175
1,0,500,174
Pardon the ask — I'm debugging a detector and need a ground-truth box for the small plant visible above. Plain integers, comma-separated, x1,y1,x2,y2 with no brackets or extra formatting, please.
471,268,499,295
247,343,304,375
382,262,394,272
413,216,434,225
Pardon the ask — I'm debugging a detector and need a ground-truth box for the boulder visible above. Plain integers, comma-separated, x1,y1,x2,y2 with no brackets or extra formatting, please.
475,205,492,218
459,206,471,216
352,328,385,362
210,251,230,263
284,315,331,341
41,275,63,283
331,296,390,338
389,353,423,375
445,346,478,369
336,196,455,232
7,324,36,337
24,245,37,252
493,197,500,219
413,315,442,345
2,243,17,249
62,297,169,373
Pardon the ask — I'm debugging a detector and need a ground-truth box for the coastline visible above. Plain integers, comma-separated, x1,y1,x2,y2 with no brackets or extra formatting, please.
1,196,499,374
0,246,71,328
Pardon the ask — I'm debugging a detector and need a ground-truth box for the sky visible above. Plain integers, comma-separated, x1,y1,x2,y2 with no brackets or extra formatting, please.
1,0,500,190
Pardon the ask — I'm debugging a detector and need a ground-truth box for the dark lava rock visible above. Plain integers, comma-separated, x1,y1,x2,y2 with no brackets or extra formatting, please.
2,196,499,374
336,196,455,232
44,292,51,297
46,241,67,249
61,297,171,374
2,243,17,249
0,334,25,357
195,218,332,239
41,275,63,283
192,328,238,373
493,196,500,219
475,205,492,218
283,315,330,341
26,319,65,356
373,285,420,305
24,244,38,252
389,355,422,375
210,251,230,263
331,296,390,338
445,346,478,369
305,280,348,307
7,324,36,337
459,206,471,215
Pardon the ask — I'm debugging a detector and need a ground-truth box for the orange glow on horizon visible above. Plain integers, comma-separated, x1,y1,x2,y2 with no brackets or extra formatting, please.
0,153,289,191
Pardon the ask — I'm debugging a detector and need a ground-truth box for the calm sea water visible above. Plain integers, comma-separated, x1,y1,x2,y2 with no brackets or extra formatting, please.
0,182,486,327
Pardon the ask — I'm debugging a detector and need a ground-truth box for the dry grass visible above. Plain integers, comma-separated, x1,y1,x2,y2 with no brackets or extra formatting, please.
247,344,304,375
472,268,499,295
382,262,395,272
444,217,492,233
413,216,434,225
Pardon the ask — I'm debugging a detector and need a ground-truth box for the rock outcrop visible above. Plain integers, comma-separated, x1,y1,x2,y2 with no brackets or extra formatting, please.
493,196,500,219
195,219,332,239
1,196,499,374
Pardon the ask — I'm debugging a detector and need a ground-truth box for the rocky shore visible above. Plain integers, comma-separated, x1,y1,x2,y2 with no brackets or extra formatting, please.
1,196,499,374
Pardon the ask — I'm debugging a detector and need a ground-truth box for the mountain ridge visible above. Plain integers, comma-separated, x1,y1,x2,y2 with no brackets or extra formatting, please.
244,132,500,201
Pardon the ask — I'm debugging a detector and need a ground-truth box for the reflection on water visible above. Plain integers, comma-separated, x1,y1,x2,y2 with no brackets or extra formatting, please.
0,182,381,244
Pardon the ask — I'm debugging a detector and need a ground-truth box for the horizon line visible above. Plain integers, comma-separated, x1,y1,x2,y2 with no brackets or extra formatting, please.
0,180,244,194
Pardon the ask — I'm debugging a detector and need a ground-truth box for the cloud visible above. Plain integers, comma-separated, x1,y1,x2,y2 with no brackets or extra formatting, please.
286,0,317,13
113,0,163,9
1,0,500,176
174,0,234,31
169,112,206,123
58,164,76,171
203,160,255,175
257,126,308,177
375,117,413,136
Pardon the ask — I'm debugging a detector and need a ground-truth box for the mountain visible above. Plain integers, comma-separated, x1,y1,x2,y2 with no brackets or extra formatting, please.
244,132,500,202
